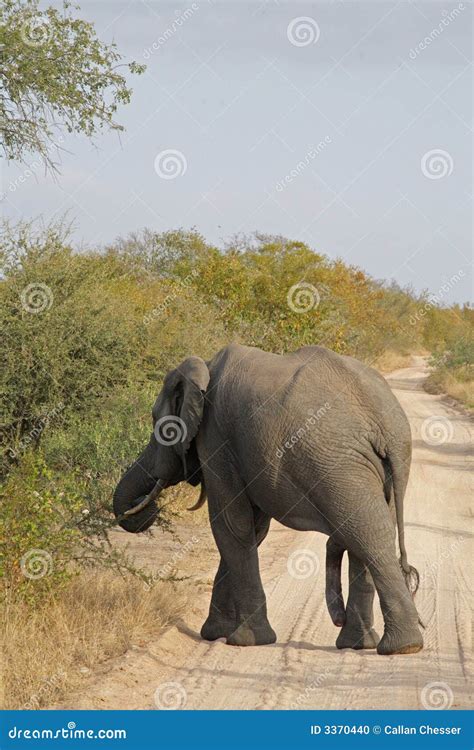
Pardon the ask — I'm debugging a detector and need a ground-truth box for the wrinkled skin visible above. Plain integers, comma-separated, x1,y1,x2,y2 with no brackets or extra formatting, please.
113,344,423,655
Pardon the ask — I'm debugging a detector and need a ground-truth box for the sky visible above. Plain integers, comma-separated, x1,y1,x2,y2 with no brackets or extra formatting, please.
2,0,473,303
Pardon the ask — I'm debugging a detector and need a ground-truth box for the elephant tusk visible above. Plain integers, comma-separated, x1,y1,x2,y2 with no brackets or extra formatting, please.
187,482,207,511
122,479,165,517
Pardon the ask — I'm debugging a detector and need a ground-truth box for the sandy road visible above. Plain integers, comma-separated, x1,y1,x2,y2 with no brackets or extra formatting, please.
59,358,472,710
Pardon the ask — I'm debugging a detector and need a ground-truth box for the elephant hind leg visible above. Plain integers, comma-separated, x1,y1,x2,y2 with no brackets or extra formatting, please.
335,552,380,650
326,538,346,627
329,487,422,656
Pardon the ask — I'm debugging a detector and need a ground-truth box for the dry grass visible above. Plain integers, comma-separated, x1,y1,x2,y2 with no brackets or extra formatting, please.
374,350,413,374
424,368,474,410
1,570,184,710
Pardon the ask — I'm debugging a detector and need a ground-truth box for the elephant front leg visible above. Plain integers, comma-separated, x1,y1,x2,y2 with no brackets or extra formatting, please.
202,508,272,643
336,552,380,650
201,559,237,641
203,473,276,646
224,548,276,647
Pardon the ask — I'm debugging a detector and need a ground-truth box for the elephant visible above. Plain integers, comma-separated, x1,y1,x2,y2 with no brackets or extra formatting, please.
113,343,423,656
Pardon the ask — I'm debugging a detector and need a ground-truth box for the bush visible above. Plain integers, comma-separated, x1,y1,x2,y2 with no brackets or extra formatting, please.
1,223,143,472
429,338,474,371
0,454,81,599
1,220,472,604
0,221,230,601
425,337,474,408
1,221,228,466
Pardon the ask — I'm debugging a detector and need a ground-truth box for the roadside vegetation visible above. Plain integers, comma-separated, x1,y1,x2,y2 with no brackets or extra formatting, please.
1,220,472,708
1,571,184,709
424,340,474,409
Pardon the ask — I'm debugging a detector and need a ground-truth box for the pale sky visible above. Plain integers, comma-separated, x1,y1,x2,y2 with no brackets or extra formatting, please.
2,0,473,303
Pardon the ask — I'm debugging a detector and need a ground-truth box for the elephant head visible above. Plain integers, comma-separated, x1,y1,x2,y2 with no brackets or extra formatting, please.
113,356,210,533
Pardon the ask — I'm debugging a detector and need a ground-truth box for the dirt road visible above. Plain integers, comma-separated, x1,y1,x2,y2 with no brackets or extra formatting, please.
59,358,472,710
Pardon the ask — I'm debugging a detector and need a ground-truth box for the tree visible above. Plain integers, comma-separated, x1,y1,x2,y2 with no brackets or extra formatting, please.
0,0,145,169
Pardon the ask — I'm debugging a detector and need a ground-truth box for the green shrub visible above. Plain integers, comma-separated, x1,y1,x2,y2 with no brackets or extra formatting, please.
2,220,472,601
0,454,82,599
429,338,474,371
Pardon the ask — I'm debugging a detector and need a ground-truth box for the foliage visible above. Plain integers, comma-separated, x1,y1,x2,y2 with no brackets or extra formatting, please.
1,221,145,473
111,229,472,365
0,0,145,168
425,335,474,409
1,221,472,600
0,454,81,598
429,336,474,371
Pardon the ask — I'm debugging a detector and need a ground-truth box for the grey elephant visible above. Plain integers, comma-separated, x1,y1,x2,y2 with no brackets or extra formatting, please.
113,343,423,656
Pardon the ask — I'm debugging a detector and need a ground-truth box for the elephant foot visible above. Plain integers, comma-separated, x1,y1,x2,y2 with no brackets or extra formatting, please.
201,614,234,641
226,618,276,647
336,625,380,650
376,627,423,655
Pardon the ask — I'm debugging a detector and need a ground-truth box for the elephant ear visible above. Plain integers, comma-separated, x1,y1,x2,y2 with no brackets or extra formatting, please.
153,356,210,478
174,356,210,454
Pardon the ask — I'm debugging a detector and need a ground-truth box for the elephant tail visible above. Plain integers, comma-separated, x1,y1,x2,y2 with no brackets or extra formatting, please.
388,450,420,598
187,481,207,511
325,538,346,627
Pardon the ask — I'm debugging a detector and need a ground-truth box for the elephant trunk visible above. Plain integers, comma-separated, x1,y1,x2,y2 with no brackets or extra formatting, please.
113,454,163,533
